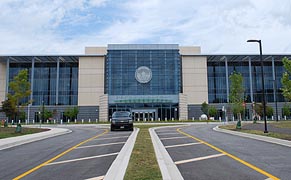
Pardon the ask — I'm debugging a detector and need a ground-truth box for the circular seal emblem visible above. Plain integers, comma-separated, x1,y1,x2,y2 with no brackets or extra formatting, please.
135,66,152,83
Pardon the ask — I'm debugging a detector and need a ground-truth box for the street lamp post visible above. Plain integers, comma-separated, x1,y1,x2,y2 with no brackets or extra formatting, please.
247,39,268,133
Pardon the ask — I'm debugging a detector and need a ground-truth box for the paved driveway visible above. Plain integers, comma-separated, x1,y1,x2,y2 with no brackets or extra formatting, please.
155,124,290,180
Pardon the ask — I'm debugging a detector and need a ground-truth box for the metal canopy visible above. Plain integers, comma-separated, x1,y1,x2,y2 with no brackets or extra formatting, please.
0,54,290,63
0,56,79,63
204,54,291,62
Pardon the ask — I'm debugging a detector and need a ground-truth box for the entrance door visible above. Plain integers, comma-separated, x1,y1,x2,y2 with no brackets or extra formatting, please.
132,109,156,121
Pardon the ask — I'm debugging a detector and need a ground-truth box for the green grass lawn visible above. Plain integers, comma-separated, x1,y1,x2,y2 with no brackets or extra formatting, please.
220,122,291,140
271,120,291,129
0,127,49,139
124,124,176,180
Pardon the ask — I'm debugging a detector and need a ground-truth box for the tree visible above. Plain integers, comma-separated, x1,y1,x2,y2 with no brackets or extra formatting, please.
201,101,208,115
64,107,79,121
282,103,290,117
254,103,263,117
266,106,273,118
1,98,17,120
281,57,291,101
208,106,217,118
1,69,31,122
229,72,244,129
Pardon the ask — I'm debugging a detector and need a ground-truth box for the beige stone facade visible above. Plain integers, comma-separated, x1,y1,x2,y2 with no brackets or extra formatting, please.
79,45,208,120
78,56,105,106
179,93,188,120
180,55,208,105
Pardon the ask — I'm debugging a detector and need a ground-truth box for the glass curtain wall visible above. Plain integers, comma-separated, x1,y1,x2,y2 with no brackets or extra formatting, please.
207,61,227,103
8,59,78,106
33,63,57,105
106,50,181,95
9,63,31,104
207,57,284,104
106,49,181,120
58,62,78,105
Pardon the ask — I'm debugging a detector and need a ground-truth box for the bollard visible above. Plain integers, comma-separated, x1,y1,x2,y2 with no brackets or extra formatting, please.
165,118,167,121
47,120,49,124
89,119,91,123
96,119,98,123
219,117,221,122
12,120,14,125
172,118,174,121
19,120,21,124
33,120,35,124
192,117,194,121
75,119,77,124
82,119,84,124
285,116,287,120
68,120,70,124
137,118,140,122
61,119,63,124
278,115,280,120
54,119,56,124
151,118,153,121
158,118,160,121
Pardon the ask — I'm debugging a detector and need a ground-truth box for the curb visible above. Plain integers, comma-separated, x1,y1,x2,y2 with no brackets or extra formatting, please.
149,126,185,180
0,127,72,150
213,126,291,148
104,128,139,180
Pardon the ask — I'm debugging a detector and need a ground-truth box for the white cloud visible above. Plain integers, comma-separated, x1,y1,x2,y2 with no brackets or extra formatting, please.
0,0,291,54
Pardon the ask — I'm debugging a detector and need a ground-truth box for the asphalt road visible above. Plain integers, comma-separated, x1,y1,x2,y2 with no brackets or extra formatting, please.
155,124,291,180
0,126,132,180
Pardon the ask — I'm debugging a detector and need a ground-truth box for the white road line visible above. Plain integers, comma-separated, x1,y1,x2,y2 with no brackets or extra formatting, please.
265,178,273,180
85,175,105,180
160,136,188,140
46,152,119,166
92,136,129,140
175,153,226,165
165,142,202,148
158,133,180,136
76,142,126,149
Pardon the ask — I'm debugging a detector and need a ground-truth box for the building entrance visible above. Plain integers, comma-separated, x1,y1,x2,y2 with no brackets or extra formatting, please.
132,109,156,121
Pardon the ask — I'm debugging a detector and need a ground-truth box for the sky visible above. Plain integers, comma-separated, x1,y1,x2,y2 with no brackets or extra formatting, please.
0,0,291,55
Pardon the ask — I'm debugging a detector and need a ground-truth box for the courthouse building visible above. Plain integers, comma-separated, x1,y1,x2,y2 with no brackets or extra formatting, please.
0,44,289,122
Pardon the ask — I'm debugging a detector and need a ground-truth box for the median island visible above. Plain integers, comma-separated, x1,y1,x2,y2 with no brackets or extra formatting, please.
220,121,291,141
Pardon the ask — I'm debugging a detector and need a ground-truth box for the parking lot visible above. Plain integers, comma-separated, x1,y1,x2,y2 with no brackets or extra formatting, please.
0,126,133,180
155,126,278,180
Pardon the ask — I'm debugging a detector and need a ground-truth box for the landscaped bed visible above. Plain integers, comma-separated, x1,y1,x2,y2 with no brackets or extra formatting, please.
0,127,49,139
220,121,291,141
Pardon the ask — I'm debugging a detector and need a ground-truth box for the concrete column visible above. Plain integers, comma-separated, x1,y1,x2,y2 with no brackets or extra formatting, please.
5,57,10,99
248,56,254,103
30,57,35,103
271,56,276,101
224,56,229,103
56,57,60,105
